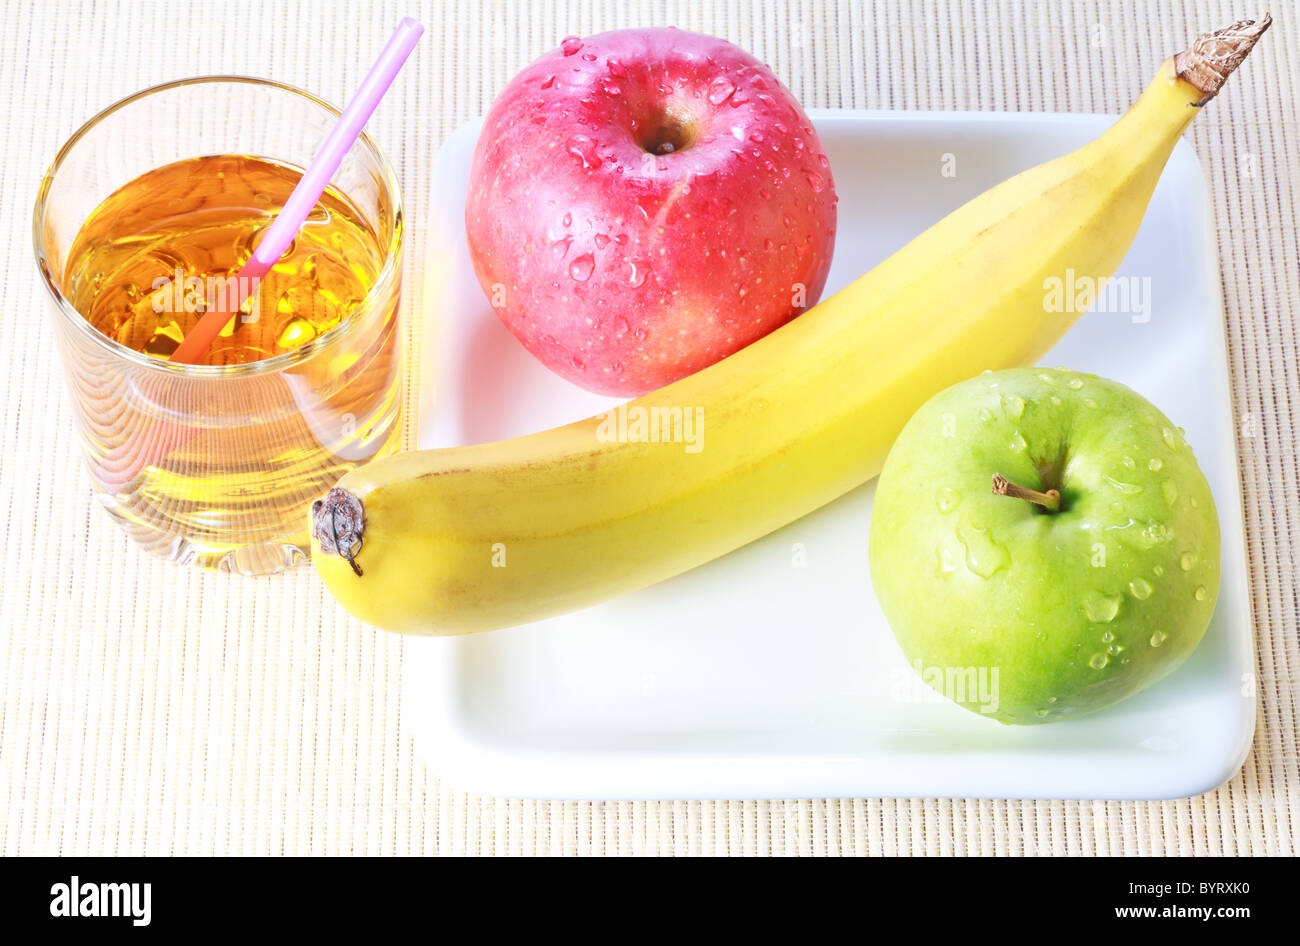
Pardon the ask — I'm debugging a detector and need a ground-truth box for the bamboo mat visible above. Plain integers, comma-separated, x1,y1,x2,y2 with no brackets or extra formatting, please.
0,0,1295,855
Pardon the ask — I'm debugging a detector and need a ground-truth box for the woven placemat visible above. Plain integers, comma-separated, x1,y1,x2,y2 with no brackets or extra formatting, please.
1,0,1295,855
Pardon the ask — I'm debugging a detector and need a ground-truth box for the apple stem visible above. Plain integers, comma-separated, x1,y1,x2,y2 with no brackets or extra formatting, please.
991,473,1061,512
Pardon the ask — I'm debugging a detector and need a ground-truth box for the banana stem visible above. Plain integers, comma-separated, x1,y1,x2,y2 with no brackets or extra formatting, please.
992,473,1061,513
1175,13,1272,106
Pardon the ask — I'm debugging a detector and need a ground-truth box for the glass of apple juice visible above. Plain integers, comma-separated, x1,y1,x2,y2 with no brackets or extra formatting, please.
33,78,403,574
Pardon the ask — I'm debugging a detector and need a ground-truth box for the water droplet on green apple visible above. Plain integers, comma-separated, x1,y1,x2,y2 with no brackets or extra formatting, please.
1148,457,1163,471
1150,630,1168,648
1067,377,1085,390
1103,474,1142,494
1009,430,1027,452
934,546,956,577
1122,456,1136,471
1001,394,1025,420
1194,586,1208,601
1153,564,1165,577
1037,372,1057,386
1089,653,1109,670
1129,577,1153,600
1036,708,1050,718
1101,630,1115,643
1179,552,1197,571
936,487,961,513
1161,479,1179,504
955,520,1011,578
1108,643,1123,656
1162,426,1180,450
1084,591,1121,623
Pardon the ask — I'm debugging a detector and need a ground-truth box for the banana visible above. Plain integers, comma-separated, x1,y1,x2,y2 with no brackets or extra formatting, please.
311,17,1268,634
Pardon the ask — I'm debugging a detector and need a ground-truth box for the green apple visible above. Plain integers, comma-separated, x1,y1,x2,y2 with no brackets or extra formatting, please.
868,367,1220,725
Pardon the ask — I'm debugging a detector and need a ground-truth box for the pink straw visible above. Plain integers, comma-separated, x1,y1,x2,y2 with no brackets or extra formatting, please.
170,17,424,363
96,19,422,492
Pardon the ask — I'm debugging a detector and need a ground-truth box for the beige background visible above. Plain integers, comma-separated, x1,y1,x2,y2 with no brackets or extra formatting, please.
1,0,1296,855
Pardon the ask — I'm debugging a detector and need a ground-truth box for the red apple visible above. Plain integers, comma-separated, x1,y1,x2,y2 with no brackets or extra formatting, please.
465,27,837,396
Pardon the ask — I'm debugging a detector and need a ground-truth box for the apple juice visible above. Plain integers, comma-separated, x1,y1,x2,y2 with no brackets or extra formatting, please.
57,155,401,569
64,154,386,365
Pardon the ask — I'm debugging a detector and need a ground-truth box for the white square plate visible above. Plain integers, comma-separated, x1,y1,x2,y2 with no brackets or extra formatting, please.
407,110,1254,799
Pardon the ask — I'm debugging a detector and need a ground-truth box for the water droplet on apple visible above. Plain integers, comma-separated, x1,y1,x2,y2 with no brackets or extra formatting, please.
568,253,595,282
1194,586,1208,601
1148,457,1163,471
1036,372,1058,386
1161,479,1179,504
1136,521,1169,549
540,74,556,89
561,212,573,228
627,260,648,288
551,236,572,259
935,546,956,577
1153,564,1165,577
1089,653,1109,670
1150,630,1168,648
1009,431,1028,452
1103,474,1142,495
571,355,585,371
1179,552,1197,571
601,78,621,95
1129,577,1153,600
955,520,1011,578
1084,591,1121,623
1036,708,1050,718
803,170,825,192
1067,377,1085,390
936,488,961,513
1101,630,1115,643
606,56,626,77
1162,426,1180,450
1122,456,1136,471
593,233,610,249
1084,398,1098,409
566,135,602,169
560,36,583,56
1001,394,1025,420
707,76,736,105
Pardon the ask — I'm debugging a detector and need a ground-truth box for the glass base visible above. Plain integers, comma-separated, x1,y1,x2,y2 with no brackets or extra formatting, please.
96,494,311,575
